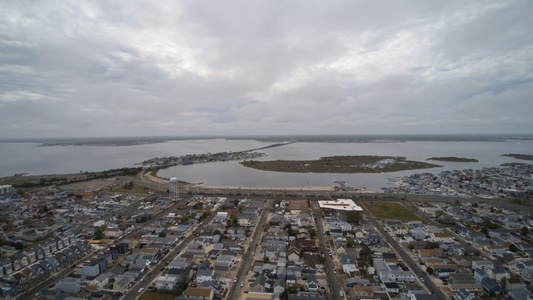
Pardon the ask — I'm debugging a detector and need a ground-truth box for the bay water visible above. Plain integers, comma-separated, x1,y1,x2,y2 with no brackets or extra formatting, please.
2,137,532,191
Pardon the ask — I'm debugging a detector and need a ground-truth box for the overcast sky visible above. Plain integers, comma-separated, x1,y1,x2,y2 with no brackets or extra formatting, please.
1,1,532,138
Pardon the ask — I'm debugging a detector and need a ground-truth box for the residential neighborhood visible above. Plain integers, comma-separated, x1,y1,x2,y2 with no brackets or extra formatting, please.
1,177,533,300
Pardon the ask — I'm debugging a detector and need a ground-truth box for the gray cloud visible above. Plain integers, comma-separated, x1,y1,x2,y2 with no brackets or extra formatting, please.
0,0,532,138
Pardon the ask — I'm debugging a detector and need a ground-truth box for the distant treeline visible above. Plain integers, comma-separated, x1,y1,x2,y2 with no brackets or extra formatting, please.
427,157,478,162
502,153,533,161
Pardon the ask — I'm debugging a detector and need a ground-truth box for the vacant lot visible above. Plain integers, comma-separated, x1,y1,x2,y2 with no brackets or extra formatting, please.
139,291,175,300
365,202,421,221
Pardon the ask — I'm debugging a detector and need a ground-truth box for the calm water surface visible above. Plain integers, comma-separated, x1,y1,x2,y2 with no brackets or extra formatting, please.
2,138,532,191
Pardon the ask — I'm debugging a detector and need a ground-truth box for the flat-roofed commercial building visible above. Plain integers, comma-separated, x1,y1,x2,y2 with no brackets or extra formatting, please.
318,199,363,212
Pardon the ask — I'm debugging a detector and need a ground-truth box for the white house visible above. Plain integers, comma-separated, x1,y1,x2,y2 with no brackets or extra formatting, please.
431,232,454,243
155,275,179,290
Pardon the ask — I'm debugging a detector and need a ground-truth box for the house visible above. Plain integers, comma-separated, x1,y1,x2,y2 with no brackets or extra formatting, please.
44,256,61,272
409,227,427,240
288,291,327,300
432,264,460,279
7,255,21,272
306,275,319,292
431,232,454,243
454,289,475,300
273,278,286,294
351,284,374,298
364,233,382,245
290,237,319,253
55,276,82,294
110,243,130,254
408,292,440,300
448,273,482,292
302,259,317,274
113,275,134,292
31,245,45,261
22,249,37,264
473,268,488,283
104,227,122,238
196,268,216,284
384,282,400,293
340,254,358,274
471,260,494,271
380,270,416,283
90,273,110,291
237,213,253,226
287,248,300,263
481,277,501,293
76,259,103,277
214,212,228,223
249,274,267,293
183,287,214,300
0,258,13,275
487,268,509,281
155,275,179,290
28,264,45,277
505,277,525,291
169,257,191,270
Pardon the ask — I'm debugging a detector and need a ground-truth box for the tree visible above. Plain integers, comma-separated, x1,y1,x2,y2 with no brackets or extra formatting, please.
520,227,529,236
308,228,317,239
94,226,105,240
346,212,363,224
426,242,440,249
500,277,507,292
123,181,134,190
482,217,498,229
426,267,434,275
158,231,167,238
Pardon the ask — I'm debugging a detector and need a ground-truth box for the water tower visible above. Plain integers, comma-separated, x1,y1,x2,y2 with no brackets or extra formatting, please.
169,177,179,201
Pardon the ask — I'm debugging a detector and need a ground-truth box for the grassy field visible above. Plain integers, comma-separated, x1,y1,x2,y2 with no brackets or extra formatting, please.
365,202,421,221
241,155,441,174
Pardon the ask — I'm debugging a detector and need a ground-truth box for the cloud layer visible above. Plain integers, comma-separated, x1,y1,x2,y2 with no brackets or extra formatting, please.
1,1,532,138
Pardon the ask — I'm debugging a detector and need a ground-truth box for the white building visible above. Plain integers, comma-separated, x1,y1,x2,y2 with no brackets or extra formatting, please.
155,275,179,290
318,199,363,212
0,185,15,194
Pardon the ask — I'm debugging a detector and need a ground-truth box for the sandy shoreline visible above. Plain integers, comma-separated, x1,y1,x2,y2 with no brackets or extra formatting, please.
198,185,334,191
146,171,379,193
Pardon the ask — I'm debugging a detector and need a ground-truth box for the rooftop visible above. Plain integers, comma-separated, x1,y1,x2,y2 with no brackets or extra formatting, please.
318,199,363,212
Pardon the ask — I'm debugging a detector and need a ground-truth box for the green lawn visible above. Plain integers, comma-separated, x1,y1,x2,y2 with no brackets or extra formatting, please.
365,202,421,221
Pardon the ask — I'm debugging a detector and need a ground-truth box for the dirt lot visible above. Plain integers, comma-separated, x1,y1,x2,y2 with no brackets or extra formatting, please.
61,178,121,191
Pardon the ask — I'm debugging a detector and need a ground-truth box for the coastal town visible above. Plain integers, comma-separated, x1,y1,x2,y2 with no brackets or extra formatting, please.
0,160,533,300
383,164,533,202
139,151,267,168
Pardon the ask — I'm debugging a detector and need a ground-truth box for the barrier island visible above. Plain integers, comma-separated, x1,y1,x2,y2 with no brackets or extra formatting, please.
240,155,441,173
502,153,533,161
427,157,478,162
